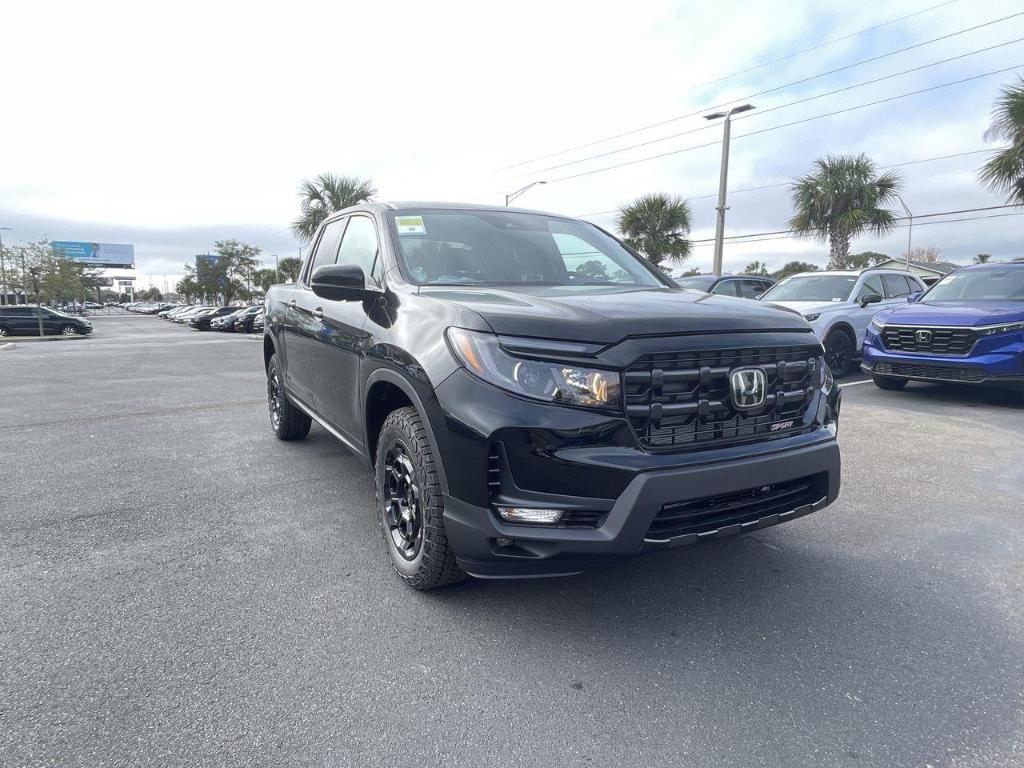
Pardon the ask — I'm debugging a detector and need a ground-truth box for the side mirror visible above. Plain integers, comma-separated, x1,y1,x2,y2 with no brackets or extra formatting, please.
311,264,370,302
907,291,923,303
859,292,882,308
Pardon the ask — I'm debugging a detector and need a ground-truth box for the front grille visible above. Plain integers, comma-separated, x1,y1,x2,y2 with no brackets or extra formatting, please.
873,361,984,382
647,474,826,540
624,345,820,452
880,326,977,355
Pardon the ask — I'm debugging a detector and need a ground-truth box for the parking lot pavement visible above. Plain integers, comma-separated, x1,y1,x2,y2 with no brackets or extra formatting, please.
1,318,1022,768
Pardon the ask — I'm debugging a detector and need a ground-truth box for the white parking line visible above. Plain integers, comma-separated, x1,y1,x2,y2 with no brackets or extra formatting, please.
839,379,874,388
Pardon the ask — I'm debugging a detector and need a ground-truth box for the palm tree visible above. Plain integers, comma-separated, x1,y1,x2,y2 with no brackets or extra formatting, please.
291,174,377,242
616,194,692,269
979,77,1024,205
788,154,901,269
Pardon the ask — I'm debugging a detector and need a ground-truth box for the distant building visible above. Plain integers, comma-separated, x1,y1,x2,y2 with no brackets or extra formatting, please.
874,258,960,285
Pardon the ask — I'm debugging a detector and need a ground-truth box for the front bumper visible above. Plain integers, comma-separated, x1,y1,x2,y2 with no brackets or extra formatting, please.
862,334,1024,389
444,433,841,578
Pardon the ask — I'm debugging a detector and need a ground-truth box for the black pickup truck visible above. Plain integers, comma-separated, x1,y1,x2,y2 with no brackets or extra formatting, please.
263,202,842,589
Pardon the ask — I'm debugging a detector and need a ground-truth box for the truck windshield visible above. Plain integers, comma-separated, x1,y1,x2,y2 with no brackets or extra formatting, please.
924,267,1024,301
761,275,857,302
390,210,665,288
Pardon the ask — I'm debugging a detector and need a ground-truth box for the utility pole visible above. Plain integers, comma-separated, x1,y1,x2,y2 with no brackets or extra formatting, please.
30,267,44,338
897,195,913,270
0,227,11,306
704,104,755,276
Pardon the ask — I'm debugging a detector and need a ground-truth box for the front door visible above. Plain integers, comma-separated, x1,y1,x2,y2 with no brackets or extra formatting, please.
280,218,347,406
311,214,381,443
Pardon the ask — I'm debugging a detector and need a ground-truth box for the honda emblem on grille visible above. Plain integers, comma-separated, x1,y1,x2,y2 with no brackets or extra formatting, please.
915,329,933,344
730,367,767,410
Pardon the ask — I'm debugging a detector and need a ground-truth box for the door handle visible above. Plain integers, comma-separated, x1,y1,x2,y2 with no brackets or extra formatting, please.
312,307,324,320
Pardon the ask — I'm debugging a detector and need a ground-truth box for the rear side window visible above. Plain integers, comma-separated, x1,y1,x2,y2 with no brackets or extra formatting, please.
1,307,31,316
710,280,738,297
737,279,769,299
882,273,911,298
336,216,381,285
307,218,347,280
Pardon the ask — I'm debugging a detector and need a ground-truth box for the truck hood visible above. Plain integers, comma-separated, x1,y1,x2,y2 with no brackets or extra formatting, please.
877,300,1024,327
417,285,811,343
763,300,849,316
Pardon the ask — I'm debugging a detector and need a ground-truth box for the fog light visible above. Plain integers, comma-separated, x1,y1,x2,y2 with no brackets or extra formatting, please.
495,506,563,524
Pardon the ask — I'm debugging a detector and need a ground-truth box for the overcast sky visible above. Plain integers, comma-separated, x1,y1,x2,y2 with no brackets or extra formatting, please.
1,0,1021,289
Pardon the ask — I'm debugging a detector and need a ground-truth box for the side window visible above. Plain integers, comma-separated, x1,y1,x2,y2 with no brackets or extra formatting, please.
710,280,739,297
552,233,629,283
3,307,29,316
857,275,884,300
737,279,768,299
336,216,381,284
306,218,347,281
882,273,910,298
905,275,922,294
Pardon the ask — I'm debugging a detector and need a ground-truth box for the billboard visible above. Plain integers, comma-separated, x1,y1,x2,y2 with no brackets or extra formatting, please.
52,241,135,268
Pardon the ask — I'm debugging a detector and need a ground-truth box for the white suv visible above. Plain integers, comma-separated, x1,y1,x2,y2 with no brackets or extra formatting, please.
759,269,926,375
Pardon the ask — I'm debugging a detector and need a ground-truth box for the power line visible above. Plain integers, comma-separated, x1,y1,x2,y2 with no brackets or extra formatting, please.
685,204,1020,246
546,63,1024,184
496,0,963,171
530,33,1024,177
576,149,995,219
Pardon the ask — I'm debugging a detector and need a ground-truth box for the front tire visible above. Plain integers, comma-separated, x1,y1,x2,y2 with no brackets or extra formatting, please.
872,374,907,391
375,407,464,590
60,325,79,336
0,326,8,337
823,329,854,376
266,354,311,440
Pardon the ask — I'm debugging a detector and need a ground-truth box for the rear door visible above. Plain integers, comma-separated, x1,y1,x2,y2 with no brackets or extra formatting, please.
311,214,382,440
281,218,347,406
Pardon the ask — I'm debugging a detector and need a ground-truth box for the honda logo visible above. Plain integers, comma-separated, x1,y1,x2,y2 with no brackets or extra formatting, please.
915,329,933,344
730,367,767,410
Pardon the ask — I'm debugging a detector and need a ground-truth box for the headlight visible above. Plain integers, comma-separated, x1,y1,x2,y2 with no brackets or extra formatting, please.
870,316,887,330
976,320,1024,336
802,313,820,322
446,327,621,409
821,359,835,393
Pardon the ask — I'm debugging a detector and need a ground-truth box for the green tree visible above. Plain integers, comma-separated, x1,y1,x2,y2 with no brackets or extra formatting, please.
772,261,820,280
176,274,199,302
974,253,992,264
616,194,693,269
979,77,1024,205
788,154,901,269
137,287,163,301
191,240,262,304
291,174,377,242
846,251,889,269
277,256,303,282
5,240,101,305
253,268,279,292
743,260,769,276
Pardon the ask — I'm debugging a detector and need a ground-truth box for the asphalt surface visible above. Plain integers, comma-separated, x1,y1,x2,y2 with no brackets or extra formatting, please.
1,315,1022,767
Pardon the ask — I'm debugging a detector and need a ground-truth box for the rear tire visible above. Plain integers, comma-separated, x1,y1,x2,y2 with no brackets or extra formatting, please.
823,329,854,377
267,354,311,440
375,406,464,590
872,374,907,391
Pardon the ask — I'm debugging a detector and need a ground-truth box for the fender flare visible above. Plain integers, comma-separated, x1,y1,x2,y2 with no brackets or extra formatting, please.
363,368,451,496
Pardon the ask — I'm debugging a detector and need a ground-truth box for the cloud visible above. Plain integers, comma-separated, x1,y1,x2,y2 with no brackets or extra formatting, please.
1,0,1020,285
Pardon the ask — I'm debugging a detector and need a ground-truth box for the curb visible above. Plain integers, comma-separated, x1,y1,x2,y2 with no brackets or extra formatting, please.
0,335,89,343
0,342,13,352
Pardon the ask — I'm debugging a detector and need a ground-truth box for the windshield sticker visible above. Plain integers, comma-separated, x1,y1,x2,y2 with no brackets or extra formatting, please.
396,215,426,235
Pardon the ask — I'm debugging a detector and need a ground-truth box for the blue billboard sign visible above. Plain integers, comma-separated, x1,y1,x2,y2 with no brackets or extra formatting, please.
52,241,135,268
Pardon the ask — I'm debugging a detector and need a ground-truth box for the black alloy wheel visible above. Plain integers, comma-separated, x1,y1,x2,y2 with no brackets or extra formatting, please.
824,330,853,376
382,443,424,561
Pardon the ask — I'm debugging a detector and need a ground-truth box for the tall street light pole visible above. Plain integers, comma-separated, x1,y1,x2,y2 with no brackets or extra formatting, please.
505,181,546,207
704,104,755,276
896,194,913,270
0,227,11,306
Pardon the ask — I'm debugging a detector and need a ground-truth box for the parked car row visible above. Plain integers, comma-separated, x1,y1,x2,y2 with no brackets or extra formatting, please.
158,304,264,333
675,262,1024,398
